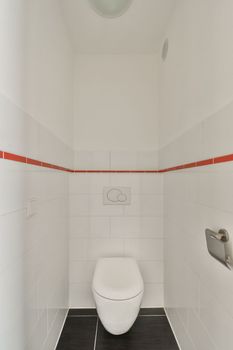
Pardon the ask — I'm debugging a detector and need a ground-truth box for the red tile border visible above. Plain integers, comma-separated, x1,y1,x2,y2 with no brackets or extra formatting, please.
41,161,55,169
182,162,197,169
1,150,233,173
73,170,159,173
214,153,233,164
4,152,26,163
26,158,42,167
196,158,213,167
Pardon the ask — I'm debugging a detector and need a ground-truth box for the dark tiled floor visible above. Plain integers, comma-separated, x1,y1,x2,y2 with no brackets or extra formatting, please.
56,309,179,350
68,308,97,316
139,307,165,316
56,317,97,350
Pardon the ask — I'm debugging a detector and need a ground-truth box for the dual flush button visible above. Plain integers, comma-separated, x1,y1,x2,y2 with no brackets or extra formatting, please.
103,187,131,205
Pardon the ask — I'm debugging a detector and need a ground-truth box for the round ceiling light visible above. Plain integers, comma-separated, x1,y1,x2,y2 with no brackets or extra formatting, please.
89,0,133,18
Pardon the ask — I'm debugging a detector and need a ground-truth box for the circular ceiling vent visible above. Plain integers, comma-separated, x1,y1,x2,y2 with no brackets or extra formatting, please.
162,38,169,61
89,0,133,18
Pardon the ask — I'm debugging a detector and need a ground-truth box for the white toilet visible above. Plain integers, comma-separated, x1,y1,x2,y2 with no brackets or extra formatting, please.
92,257,144,335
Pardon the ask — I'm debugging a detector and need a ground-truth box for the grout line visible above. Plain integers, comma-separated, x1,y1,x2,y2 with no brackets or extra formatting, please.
139,314,166,317
109,151,111,170
93,318,99,350
68,315,97,318
164,308,182,350
67,314,165,318
53,309,69,350
75,170,159,173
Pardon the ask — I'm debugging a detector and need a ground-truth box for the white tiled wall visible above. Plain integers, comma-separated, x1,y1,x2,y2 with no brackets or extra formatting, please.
159,1,233,348
159,101,233,170
73,54,159,152
75,150,158,171
0,93,72,350
163,160,233,350
69,151,163,308
2,2,232,350
159,100,233,350
0,0,74,347
160,65,233,350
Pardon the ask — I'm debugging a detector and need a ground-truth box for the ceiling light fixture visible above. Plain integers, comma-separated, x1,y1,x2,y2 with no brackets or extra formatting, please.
89,0,133,18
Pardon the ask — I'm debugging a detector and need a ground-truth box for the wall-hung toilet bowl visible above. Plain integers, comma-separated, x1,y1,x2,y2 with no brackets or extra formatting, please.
92,257,144,335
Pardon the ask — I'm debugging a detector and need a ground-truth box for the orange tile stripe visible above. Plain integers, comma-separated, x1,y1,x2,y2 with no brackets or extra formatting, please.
73,169,159,173
1,151,72,172
0,150,233,173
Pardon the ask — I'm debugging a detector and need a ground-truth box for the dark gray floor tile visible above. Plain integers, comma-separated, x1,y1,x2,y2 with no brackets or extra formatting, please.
68,308,97,316
96,316,179,350
139,308,166,316
56,317,97,350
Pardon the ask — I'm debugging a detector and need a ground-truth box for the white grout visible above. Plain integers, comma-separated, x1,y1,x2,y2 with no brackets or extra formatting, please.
68,314,165,318
67,314,166,318
93,318,99,350
138,315,166,317
68,315,97,318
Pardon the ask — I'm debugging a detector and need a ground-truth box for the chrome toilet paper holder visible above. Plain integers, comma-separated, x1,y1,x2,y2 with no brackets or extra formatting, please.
205,228,233,270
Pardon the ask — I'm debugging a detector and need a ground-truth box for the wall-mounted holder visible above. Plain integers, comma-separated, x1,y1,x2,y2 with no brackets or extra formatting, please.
205,229,233,270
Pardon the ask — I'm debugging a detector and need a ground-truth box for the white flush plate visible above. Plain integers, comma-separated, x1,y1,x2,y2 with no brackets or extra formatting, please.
103,187,131,205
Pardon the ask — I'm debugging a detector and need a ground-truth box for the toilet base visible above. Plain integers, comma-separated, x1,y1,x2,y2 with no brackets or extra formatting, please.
93,291,143,335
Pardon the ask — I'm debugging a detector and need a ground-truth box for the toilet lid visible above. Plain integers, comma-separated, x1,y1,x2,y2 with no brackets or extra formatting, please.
92,257,144,300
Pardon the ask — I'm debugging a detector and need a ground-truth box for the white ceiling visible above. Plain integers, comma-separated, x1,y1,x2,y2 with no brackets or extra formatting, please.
60,0,177,54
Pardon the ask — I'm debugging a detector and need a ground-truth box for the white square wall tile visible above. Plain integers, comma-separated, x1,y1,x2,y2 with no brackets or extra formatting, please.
110,217,141,238
69,261,95,283
39,126,62,166
0,259,24,335
137,151,158,169
0,93,27,155
141,174,163,195
75,151,93,169
69,194,89,217
0,161,26,215
110,173,141,194
141,217,163,238
70,173,111,194
203,100,233,159
69,217,90,238
89,174,111,193
124,195,142,216
139,261,164,283
159,124,203,169
199,285,233,350
177,124,203,164
69,238,88,261
89,194,124,216
91,151,110,170
141,283,164,307
124,238,163,261
198,171,233,213
90,217,110,238
69,283,95,308
87,238,125,260
75,151,110,170
69,174,90,194
0,211,25,272
110,151,138,170
166,309,196,350
141,195,163,217
25,117,40,160
26,310,47,350
188,310,216,350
